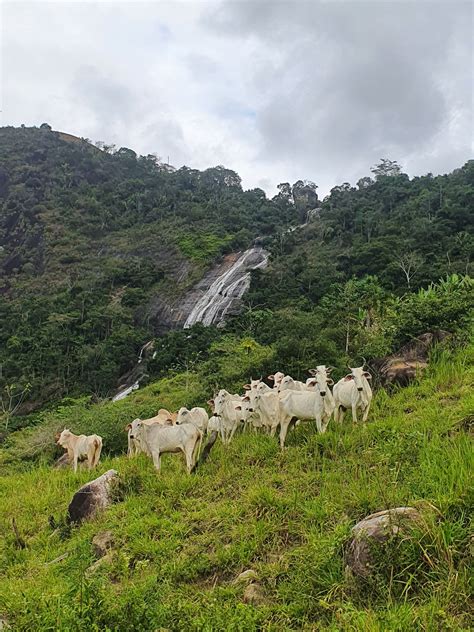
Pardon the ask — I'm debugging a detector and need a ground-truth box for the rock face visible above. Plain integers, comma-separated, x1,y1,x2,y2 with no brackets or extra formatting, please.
147,247,269,334
345,507,422,578
373,331,450,387
112,247,268,400
67,470,119,524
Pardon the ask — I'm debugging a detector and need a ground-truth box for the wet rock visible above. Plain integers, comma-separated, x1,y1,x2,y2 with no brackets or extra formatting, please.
345,507,422,578
234,569,259,585
92,530,114,558
242,582,266,605
67,470,119,524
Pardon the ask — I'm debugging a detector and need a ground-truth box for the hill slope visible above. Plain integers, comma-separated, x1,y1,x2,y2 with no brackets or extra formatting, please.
0,344,472,630
0,125,300,406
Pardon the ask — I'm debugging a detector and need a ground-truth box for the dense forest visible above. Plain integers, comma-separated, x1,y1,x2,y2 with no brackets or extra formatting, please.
0,125,473,424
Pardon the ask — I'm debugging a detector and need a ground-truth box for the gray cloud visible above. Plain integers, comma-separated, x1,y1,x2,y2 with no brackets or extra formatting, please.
1,1,472,196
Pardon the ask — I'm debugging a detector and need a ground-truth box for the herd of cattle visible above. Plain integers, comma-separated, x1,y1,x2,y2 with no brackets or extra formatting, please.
56,364,373,474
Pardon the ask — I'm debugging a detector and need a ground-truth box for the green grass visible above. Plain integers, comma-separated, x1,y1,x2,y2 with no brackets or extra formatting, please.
0,346,473,630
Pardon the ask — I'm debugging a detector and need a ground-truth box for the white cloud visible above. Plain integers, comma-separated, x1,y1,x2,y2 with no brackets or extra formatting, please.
1,1,472,197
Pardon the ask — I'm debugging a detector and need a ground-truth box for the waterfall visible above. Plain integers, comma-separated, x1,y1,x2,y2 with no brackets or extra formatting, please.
184,246,268,328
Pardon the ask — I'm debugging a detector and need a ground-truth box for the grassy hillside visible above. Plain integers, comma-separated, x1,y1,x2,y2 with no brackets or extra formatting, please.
1,344,472,630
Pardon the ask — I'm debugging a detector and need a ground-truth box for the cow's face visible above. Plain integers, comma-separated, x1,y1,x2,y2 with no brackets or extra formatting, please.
128,419,142,440
345,367,371,391
311,366,334,397
56,428,70,446
268,371,284,387
277,375,294,393
176,407,189,425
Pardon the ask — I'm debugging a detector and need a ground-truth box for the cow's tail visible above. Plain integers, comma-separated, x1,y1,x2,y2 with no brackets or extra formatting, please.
92,437,102,467
191,429,203,471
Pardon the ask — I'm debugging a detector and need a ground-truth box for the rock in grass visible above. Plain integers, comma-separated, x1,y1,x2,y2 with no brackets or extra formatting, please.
67,470,118,524
345,507,422,578
234,569,259,585
242,582,266,605
54,453,71,468
92,530,114,558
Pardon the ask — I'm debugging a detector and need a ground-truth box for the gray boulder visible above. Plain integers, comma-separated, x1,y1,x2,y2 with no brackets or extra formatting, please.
67,470,118,524
345,507,422,578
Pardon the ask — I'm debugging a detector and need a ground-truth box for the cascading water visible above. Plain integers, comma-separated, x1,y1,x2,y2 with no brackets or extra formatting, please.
184,246,268,328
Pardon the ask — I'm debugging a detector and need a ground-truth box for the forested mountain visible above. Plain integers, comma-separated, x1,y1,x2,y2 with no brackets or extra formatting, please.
0,125,472,419
0,125,301,409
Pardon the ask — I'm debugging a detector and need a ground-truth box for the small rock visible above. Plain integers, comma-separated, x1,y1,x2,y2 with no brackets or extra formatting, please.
345,506,422,578
67,470,119,524
234,569,259,585
242,582,266,605
54,453,71,469
86,552,114,576
92,530,114,558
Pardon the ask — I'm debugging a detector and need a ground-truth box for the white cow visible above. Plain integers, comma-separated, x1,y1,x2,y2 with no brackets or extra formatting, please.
278,388,327,448
268,372,285,389
306,365,336,430
209,390,243,445
176,407,209,433
56,429,103,472
128,418,202,473
207,415,221,435
277,375,307,393
253,388,281,435
235,396,263,431
333,366,373,423
126,411,175,457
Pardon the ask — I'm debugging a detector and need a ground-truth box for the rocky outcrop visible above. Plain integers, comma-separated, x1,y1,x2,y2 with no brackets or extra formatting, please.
147,247,268,334
67,470,119,524
372,331,450,387
345,507,422,578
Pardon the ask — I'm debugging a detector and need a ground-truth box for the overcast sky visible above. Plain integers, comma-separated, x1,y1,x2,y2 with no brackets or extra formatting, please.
1,1,472,196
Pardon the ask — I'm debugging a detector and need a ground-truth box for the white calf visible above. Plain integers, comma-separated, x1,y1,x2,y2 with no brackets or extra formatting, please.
56,429,103,473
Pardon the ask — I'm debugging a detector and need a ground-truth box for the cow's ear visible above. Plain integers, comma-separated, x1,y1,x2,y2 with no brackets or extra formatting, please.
235,405,242,411
308,369,318,376
164,418,173,425
327,378,334,386
207,399,214,406
243,383,251,390
344,374,354,381
267,374,274,381
125,424,132,431
363,372,372,379
243,395,250,402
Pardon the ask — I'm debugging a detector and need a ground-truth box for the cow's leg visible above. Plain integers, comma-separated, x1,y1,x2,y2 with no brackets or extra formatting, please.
362,405,370,422
151,450,161,471
315,413,323,433
185,443,194,473
279,417,291,449
351,403,358,423
73,454,79,473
